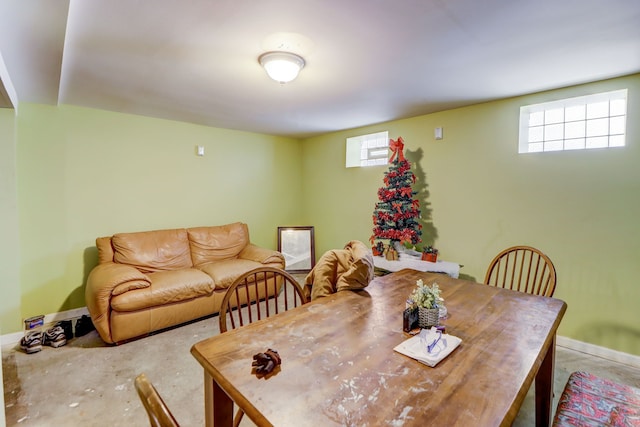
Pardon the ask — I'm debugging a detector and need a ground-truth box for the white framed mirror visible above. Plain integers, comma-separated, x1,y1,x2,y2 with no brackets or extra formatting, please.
277,226,315,273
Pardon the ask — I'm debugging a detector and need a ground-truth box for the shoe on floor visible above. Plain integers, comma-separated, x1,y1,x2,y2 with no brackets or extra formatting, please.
74,315,95,337
44,326,67,348
55,320,73,340
20,331,43,354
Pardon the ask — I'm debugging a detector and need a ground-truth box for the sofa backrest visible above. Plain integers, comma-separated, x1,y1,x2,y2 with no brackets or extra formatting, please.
95,222,252,271
112,228,193,273
96,236,115,264
188,222,249,266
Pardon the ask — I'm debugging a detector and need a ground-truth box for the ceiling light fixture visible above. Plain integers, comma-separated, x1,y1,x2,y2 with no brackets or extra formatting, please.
259,51,305,84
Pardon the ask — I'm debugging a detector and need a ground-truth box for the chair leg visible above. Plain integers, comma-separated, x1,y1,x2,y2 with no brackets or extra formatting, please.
233,409,244,427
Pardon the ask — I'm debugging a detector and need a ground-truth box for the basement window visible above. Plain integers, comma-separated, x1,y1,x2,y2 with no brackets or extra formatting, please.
346,131,389,167
518,89,627,153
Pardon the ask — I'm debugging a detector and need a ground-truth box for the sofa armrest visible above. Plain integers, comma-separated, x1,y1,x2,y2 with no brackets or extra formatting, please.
85,263,151,343
239,243,285,267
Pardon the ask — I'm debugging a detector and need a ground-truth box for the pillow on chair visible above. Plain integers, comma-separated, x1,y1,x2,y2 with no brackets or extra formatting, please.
336,240,374,292
304,240,374,300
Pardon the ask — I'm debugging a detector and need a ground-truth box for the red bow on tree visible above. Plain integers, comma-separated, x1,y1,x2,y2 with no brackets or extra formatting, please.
389,137,405,163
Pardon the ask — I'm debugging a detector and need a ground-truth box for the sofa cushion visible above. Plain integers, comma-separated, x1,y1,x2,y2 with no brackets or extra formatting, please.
110,269,214,312
188,222,249,266
112,229,192,273
198,258,265,290
553,371,640,426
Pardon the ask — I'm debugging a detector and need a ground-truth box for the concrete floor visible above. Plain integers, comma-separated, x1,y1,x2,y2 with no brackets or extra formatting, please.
3,312,640,426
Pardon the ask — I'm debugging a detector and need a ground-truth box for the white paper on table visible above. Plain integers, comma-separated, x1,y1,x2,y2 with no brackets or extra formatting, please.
393,328,462,367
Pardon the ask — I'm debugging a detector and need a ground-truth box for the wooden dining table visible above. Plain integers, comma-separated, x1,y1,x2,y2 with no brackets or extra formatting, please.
191,269,567,427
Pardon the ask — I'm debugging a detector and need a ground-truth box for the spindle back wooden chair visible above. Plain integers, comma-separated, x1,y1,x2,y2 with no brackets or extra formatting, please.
134,373,180,427
484,245,557,297
219,266,308,333
218,267,308,426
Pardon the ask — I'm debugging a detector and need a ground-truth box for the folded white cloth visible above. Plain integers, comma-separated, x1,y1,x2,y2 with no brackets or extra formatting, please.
393,327,462,367
373,254,460,278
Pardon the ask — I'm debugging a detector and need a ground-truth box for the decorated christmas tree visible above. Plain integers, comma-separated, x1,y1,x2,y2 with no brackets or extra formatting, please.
370,137,422,255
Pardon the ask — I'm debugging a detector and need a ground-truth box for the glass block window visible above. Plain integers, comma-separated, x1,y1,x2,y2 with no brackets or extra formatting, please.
345,131,389,167
518,89,627,153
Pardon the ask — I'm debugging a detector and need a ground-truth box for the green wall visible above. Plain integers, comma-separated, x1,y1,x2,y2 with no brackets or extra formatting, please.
10,104,302,333
4,75,639,356
0,108,20,335
302,74,640,356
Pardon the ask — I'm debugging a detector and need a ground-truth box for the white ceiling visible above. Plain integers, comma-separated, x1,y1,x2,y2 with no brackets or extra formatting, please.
1,0,639,138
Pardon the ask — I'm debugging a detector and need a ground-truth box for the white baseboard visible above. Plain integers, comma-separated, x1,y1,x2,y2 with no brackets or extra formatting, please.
557,335,640,369
1,307,89,347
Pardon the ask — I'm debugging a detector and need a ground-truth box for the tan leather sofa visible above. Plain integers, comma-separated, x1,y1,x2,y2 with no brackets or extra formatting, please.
86,222,284,344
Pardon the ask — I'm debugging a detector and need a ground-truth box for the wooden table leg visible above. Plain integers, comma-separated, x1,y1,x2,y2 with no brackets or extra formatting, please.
535,334,556,427
204,371,233,427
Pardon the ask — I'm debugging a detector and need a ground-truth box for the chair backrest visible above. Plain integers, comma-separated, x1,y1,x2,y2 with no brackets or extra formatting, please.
484,245,557,297
219,267,308,333
134,373,180,427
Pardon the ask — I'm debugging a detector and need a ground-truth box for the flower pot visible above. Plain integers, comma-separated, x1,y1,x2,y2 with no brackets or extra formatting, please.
418,307,440,329
422,252,437,262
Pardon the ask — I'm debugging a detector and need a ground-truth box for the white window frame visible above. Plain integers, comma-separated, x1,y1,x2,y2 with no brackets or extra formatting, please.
518,89,627,153
346,131,389,168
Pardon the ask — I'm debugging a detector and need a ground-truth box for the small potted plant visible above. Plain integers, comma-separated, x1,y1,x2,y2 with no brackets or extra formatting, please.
421,245,438,262
408,279,444,328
